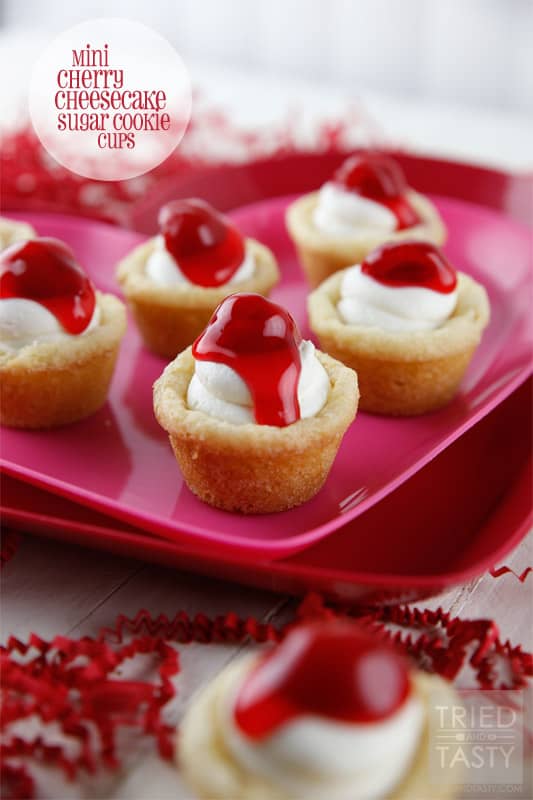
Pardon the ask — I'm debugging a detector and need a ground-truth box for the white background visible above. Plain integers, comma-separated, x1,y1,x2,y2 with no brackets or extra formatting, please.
1,0,533,114
1,0,532,171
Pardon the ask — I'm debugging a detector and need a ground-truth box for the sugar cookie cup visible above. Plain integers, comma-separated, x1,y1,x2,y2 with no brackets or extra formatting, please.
308,270,490,416
179,656,461,800
0,292,126,429
116,239,279,359
153,347,358,513
287,190,446,288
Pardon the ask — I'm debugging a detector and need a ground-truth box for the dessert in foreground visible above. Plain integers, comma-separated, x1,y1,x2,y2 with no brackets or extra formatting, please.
0,216,37,250
0,237,126,428
309,240,490,415
153,292,358,513
286,151,446,287
116,198,279,358
180,620,461,799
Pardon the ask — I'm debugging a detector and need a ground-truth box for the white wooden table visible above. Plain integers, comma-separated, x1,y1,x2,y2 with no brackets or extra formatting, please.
1,67,532,799
2,529,531,799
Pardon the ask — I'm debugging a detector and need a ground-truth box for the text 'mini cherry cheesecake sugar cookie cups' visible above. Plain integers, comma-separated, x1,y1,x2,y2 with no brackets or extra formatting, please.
116,198,280,359
0,237,126,429
153,292,358,514
180,620,462,800
286,151,446,287
309,240,490,416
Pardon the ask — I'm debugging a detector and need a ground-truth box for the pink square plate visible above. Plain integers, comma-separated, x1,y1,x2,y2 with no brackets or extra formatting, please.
1,186,531,558
2,379,531,604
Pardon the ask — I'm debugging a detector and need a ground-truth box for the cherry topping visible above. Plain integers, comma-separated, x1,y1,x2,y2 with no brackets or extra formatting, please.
158,199,246,287
0,237,96,334
362,241,457,294
193,293,302,427
234,621,411,740
333,153,420,229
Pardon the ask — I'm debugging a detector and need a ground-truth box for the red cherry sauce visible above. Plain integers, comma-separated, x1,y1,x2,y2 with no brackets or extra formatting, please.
192,293,302,427
0,237,96,334
159,198,246,287
234,621,411,740
362,241,457,293
334,153,420,229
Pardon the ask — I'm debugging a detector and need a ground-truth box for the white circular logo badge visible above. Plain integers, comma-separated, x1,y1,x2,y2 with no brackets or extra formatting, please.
29,18,192,182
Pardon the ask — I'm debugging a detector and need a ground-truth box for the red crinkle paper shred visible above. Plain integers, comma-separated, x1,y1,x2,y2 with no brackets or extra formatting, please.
0,104,372,227
2,596,531,799
490,564,532,583
0,611,282,798
295,594,533,689
1,631,179,798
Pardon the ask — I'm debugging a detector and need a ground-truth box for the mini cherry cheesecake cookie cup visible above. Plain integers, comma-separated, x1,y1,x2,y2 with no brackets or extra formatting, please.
0,238,126,429
286,152,446,288
308,241,490,416
116,199,279,359
153,293,358,514
180,621,461,800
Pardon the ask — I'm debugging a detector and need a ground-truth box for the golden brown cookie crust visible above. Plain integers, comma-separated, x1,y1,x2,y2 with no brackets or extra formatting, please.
116,238,280,358
308,270,490,415
0,217,37,250
0,292,126,428
179,656,461,800
286,190,447,287
153,347,358,513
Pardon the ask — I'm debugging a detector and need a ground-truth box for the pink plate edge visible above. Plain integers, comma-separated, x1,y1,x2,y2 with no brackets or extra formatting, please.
1,454,532,588
1,367,531,558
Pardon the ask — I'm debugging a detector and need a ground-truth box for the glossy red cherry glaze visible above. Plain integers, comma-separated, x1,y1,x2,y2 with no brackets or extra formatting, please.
334,153,420,229
362,241,457,294
159,199,246,287
234,621,411,740
0,237,96,334
192,293,302,427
